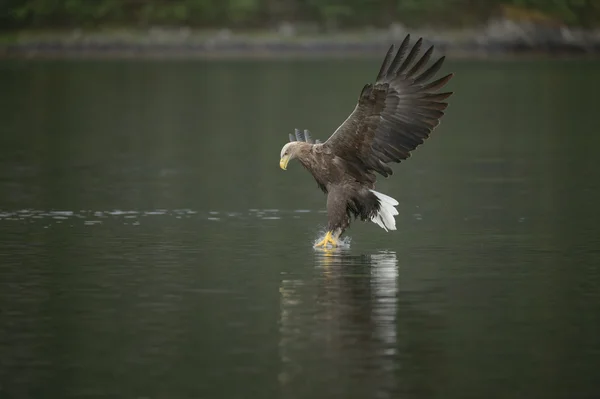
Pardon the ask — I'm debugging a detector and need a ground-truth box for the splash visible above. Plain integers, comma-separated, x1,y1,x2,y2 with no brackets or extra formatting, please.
312,229,352,250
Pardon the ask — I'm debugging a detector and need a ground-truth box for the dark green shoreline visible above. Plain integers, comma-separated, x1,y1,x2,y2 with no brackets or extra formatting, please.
2,29,599,59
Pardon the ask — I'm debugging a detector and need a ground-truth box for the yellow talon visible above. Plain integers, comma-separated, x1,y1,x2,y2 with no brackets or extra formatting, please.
314,231,338,248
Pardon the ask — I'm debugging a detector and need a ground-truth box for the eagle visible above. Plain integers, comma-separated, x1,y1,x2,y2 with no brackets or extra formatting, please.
279,34,453,248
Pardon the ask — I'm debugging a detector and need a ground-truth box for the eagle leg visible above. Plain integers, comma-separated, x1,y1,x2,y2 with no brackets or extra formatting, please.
314,231,338,248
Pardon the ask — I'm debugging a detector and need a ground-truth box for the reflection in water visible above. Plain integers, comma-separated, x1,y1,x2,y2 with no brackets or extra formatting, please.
279,251,399,399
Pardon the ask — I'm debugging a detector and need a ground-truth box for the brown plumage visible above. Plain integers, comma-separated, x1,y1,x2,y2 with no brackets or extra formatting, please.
279,34,453,247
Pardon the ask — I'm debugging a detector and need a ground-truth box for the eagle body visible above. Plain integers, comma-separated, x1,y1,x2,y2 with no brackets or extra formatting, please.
292,142,385,236
279,34,453,248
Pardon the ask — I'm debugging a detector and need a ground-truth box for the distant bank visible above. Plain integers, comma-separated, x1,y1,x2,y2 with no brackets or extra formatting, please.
2,25,600,59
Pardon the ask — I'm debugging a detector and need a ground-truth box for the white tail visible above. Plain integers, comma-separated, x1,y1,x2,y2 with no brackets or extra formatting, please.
369,190,399,232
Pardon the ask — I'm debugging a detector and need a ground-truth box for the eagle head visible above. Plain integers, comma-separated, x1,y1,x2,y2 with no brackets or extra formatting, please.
279,142,298,170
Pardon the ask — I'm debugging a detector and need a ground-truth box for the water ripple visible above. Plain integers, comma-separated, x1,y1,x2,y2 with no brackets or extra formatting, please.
0,208,323,225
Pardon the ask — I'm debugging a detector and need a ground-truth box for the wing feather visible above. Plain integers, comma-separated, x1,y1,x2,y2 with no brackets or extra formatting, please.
406,45,433,78
395,38,422,76
375,45,396,82
422,73,453,91
413,56,446,84
322,35,453,180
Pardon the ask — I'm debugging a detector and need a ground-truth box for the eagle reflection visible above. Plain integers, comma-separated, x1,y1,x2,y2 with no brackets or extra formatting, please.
278,250,399,398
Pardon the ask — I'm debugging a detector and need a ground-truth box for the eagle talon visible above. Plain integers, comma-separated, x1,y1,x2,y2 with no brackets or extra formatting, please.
315,231,338,248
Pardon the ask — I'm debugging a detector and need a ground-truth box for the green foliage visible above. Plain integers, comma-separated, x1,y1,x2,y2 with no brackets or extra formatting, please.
228,0,259,24
508,0,600,26
0,0,599,30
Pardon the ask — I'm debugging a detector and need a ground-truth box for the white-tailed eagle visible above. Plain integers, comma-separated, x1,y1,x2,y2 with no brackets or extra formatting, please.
279,34,453,248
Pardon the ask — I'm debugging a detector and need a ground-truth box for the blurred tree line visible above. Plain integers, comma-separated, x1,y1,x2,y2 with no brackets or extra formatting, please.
1,0,599,31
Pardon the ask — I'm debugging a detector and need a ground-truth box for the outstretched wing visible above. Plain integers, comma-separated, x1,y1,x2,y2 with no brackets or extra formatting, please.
322,34,453,179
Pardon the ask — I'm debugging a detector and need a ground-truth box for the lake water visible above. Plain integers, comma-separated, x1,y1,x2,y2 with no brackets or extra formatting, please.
1,57,600,399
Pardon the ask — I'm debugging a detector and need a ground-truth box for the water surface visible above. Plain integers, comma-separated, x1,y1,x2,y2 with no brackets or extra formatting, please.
1,58,600,398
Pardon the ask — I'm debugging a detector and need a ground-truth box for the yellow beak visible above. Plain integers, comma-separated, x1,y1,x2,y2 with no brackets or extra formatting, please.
280,155,290,170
